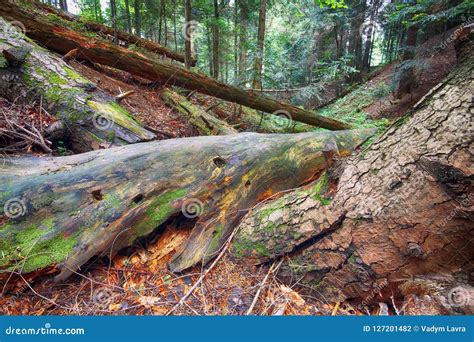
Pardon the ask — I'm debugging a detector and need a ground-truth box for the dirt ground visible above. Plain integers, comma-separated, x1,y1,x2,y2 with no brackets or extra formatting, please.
362,29,457,119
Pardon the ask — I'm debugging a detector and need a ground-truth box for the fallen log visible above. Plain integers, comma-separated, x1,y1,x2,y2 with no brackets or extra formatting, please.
231,34,474,310
24,0,196,66
0,129,373,281
202,99,316,134
0,18,155,152
0,1,351,131
160,89,238,135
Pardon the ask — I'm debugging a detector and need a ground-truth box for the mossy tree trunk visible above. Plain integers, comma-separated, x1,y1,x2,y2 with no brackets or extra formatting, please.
0,1,351,131
198,98,316,134
0,17,155,152
232,37,474,306
0,129,373,281
160,89,238,135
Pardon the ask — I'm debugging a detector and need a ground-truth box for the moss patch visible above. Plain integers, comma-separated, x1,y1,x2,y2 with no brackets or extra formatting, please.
232,236,270,259
130,188,187,242
87,100,148,137
0,220,78,273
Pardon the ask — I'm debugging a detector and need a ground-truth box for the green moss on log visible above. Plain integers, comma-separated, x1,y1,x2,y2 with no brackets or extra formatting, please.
130,189,187,242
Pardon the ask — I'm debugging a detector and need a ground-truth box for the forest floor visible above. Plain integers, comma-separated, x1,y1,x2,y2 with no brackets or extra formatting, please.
0,29,459,316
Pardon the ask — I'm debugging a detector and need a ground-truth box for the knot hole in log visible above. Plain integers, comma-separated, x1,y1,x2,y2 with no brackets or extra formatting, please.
91,189,103,201
132,194,144,204
213,156,226,168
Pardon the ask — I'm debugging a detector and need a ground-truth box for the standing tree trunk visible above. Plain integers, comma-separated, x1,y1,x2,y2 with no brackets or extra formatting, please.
59,0,68,11
238,0,249,86
233,1,238,83
124,0,132,34
173,0,178,51
212,0,220,79
158,0,164,44
110,0,118,42
232,36,474,307
361,0,380,72
164,1,168,47
252,0,266,90
184,0,193,69
134,0,142,37
394,24,419,99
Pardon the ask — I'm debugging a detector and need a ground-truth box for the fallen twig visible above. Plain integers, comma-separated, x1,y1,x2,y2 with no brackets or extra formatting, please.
246,259,283,315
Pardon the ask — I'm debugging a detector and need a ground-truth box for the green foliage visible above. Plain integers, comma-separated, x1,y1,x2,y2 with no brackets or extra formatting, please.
315,0,347,9
314,81,392,129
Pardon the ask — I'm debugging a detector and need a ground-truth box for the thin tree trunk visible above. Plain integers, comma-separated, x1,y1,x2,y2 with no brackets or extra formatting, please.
238,0,248,85
134,0,142,37
158,0,164,44
164,2,168,47
110,0,118,42
59,0,67,11
173,0,178,51
252,0,266,90
184,0,193,69
212,0,220,79
124,0,132,34
233,1,238,83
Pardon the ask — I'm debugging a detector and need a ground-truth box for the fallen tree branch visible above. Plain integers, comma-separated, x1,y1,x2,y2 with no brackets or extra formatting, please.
115,90,135,103
165,225,241,316
246,259,284,315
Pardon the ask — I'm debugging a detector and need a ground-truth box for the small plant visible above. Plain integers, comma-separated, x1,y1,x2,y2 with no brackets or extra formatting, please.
56,140,68,156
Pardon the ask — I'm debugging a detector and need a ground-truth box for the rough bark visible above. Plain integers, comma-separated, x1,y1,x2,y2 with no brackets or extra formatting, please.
0,129,373,281
160,89,238,135
25,0,196,65
0,2,350,131
0,17,155,152
232,37,474,307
